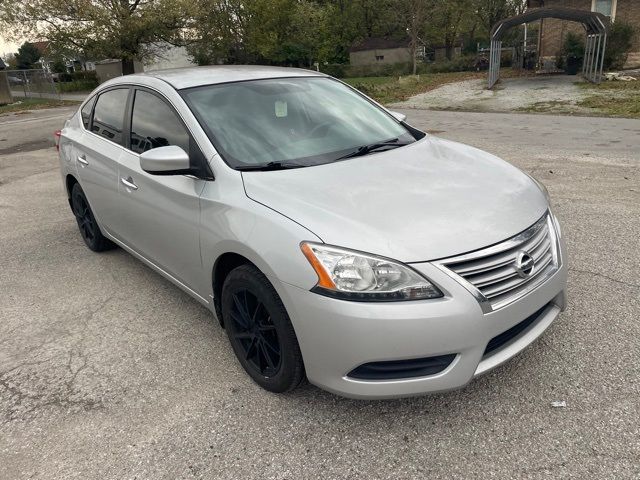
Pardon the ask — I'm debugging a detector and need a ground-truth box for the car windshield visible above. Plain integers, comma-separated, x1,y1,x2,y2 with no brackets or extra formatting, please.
181,77,415,170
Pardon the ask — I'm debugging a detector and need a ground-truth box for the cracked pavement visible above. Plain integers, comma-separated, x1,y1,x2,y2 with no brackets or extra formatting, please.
0,107,639,479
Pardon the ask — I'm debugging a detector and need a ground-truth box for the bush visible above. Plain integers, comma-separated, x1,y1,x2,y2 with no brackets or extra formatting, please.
52,60,67,74
58,70,98,82
58,79,98,92
322,62,413,78
560,32,585,73
72,70,98,82
58,72,73,82
56,70,98,92
604,21,636,70
419,54,488,74
349,82,377,96
420,56,470,74
562,32,585,62
321,63,347,78
325,52,509,79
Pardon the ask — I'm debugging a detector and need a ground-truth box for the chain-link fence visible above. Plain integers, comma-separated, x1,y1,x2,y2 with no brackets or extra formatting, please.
5,69,60,100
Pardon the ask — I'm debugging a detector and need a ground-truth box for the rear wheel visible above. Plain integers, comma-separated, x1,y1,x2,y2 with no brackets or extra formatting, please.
221,264,305,393
71,183,116,252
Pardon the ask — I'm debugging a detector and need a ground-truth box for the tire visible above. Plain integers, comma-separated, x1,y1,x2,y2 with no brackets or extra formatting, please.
70,183,116,252
221,264,305,393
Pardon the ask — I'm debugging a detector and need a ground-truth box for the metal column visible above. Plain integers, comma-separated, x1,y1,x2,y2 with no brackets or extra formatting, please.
488,39,502,89
597,34,607,82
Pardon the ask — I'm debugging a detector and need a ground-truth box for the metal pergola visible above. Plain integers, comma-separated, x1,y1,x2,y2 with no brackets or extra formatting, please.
488,7,609,89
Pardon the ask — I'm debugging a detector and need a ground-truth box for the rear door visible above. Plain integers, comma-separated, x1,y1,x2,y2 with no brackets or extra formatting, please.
76,87,131,234
113,87,207,292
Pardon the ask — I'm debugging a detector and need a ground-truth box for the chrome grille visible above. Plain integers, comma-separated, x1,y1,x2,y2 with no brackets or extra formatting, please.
438,213,559,312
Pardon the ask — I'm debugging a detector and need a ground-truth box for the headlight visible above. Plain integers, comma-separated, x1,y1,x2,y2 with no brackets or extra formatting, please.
300,242,443,301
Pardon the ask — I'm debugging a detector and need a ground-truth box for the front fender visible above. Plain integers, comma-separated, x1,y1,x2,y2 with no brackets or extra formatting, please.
198,177,322,300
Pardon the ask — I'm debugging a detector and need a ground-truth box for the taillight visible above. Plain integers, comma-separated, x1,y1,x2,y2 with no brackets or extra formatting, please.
54,130,61,151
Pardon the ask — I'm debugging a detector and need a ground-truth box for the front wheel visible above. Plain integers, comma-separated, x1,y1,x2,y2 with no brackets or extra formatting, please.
221,264,305,393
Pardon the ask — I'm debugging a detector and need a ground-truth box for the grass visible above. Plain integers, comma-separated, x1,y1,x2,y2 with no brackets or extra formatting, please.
0,98,80,115
341,71,484,104
576,80,640,118
341,76,396,87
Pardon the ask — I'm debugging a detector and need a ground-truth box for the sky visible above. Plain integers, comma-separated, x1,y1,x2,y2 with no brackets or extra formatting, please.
1,34,22,58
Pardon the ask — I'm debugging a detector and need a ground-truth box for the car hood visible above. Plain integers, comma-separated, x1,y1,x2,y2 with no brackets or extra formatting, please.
242,136,548,262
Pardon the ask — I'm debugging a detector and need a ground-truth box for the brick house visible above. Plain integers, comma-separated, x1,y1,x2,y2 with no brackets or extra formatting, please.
528,0,640,68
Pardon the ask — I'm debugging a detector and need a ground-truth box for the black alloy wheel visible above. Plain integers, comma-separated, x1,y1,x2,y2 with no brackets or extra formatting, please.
229,289,282,377
71,183,115,252
222,264,305,392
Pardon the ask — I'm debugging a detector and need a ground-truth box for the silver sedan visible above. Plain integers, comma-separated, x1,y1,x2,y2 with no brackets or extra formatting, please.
57,66,567,399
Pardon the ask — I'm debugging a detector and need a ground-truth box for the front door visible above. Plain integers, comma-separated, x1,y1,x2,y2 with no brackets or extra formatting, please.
112,88,206,294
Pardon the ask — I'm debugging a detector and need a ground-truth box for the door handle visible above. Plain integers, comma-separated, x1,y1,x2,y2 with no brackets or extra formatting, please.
77,154,89,166
121,176,138,191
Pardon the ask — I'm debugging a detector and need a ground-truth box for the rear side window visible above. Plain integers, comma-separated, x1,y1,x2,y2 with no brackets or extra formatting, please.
130,90,190,155
92,88,129,145
81,96,96,129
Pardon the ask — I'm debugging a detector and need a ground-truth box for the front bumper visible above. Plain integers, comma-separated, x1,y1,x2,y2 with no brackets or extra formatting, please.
275,239,568,399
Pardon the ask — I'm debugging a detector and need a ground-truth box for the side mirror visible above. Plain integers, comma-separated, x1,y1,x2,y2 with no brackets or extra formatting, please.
389,111,407,123
140,145,190,175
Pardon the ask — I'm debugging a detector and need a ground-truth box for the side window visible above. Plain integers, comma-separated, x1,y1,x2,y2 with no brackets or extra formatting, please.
81,96,96,130
91,88,129,145
130,90,190,155
593,0,613,17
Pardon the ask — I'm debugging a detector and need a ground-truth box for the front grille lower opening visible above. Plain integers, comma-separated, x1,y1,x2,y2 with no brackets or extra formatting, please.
347,354,456,381
483,303,550,357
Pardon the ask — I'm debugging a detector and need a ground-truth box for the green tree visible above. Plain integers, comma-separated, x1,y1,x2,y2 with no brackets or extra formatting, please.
15,42,41,69
247,0,326,66
0,0,191,74
5,53,18,69
603,21,636,70
473,0,523,37
429,0,474,60
318,0,398,64
397,0,432,74
188,0,251,65
51,58,68,74
190,0,331,67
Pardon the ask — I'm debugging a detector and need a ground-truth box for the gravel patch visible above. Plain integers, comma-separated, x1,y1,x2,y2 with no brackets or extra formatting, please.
392,75,597,114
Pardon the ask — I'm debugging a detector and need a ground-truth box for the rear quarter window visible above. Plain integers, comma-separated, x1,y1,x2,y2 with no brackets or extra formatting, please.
80,96,96,130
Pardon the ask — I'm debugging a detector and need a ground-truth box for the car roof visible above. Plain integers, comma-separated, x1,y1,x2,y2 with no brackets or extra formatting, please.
124,65,327,90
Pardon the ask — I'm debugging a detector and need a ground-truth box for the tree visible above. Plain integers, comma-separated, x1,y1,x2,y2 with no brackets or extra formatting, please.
430,0,474,60
188,0,250,65
473,0,521,37
15,42,41,69
51,58,68,74
5,53,18,69
603,21,637,70
0,0,192,74
247,0,326,66
190,0,330,67
397,0,431,75
317,0,399,64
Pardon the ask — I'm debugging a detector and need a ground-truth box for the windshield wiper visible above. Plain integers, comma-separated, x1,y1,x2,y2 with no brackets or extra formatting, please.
236,161,306,171
335,138,410,160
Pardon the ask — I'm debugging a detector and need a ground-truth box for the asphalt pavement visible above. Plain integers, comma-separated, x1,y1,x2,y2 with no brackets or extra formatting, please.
0,106,639,479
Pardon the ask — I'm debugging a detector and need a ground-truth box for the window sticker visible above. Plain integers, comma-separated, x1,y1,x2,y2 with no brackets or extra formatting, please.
275,100,288,118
